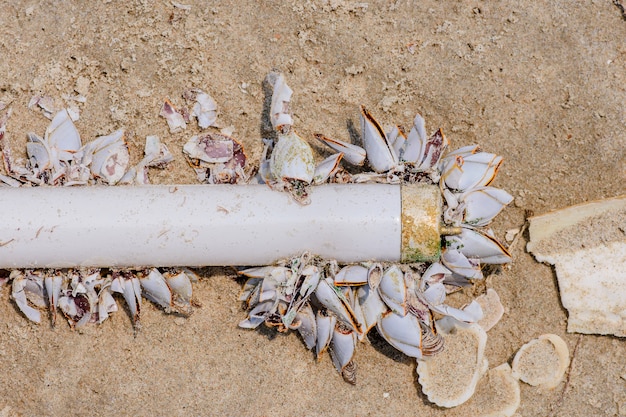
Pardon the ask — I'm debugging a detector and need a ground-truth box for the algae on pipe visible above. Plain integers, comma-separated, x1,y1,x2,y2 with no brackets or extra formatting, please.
0,183,443,268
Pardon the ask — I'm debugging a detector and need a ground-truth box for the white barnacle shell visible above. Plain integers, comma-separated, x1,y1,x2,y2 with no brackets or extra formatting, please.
184,88,218,129
511,334,570,389
315,309,337,359
11,270,43,324
87,130,130,184
417,320,489,408
97,283,118,324
376,310,424,359
270,131,315,183
400,113,428,164
295,303,317,350
269,72,294,132
440,150,503,192
355,284,387,337
139,269,173,311
312,152,343,185
360,106,398,172
26,133,53,171
377,265,408,316
445,227,512,264
315,134,366,166
160,98,187,133
334,265,369,286
45,109,81,161
441,248,483,280
44,272,63,326
329,323,358,384
315,278,362,334
459,186,513,227
164,270,193,308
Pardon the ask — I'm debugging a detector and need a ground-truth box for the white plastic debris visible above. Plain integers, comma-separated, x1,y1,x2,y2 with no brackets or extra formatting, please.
527,195,626,336
0,183,443,268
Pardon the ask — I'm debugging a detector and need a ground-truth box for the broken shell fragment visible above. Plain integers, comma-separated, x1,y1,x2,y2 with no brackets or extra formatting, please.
511,334,570,389
46,109,81,161
160,99,187,133
88,130,130,185
269,131,315,184
527,195,626,336
452,363,520,417
315,134,366,166
475,288,505,332
184,88,218,129
269,72,293,132
416,320,488,407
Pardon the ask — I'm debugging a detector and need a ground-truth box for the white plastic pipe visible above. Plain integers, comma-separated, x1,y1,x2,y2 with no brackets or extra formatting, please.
0,183,442,268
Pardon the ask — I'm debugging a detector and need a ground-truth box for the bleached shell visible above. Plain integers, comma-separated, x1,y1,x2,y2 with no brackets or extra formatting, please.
295,303,317,350
378,265,408,316
121,276,142,324
511,334,570,389
356,284,387,336
459,187,513,227
98,287,118,324
191,90,218,129
367,263,383,290
270,73,293,131
44,274,62,325
315,134,366,166
360,106,398,172
475,289,505,332
160,99,187,133
387,125,406,158
164,271,193,304
183,134,234,164
330,325,357,375
314,278,361,333
417,321,488,408
400,113,427,164
420,262,451,286
313,152,343,185
143,135,174,167
441,249,483,280
417,129,448,170
11,273,42,323
89,130,130,184
270,131,315,183
445,144,480,158
441,152,503,192
334,265,369,286
46,109,81,161
376,310,423,358
239,266,276,279
445,227,511,264
238,316,265,329
452,363,521,417
26,134,53,171
139,269,173,310
315,310,337,359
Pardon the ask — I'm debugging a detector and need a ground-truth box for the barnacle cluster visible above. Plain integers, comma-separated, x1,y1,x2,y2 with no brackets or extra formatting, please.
0,72,512,406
